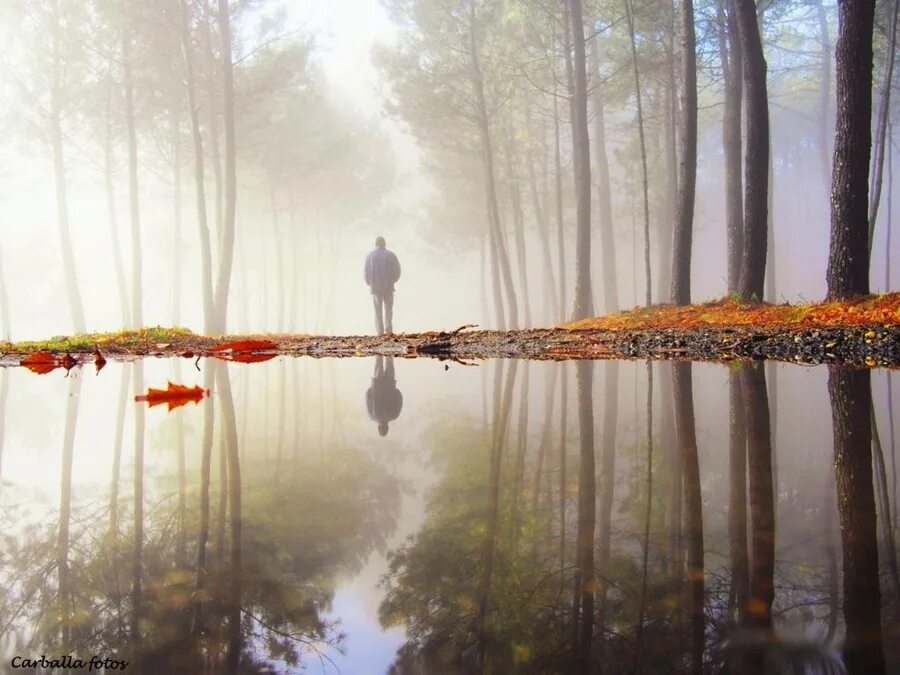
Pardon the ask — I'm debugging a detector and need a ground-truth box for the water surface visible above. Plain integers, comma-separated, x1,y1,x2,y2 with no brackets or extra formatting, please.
0,356,897,674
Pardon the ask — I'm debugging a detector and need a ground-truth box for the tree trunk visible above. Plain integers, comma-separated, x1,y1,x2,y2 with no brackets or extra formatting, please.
868,0,899,252
671,0,698,306
633,362,653,672
122,5,142,329
569,0,593,321
727,370,748,619
594,361,618,673
217,361,242,671
591,38,618,315
718,0,744,294
105,66,130,328
505,123,532,327
817,0,832,191
574,360,595,669
192,365,215,635
553,78,567,324
735,0,770,302
131,361,145,641
826,0,875,299
57,375,81,648
525,110,559,323
214,0,238,333
623,0,652,307
740,364,775,627
658,4,678,302
828,366,885,674
478,360,517,668
50,0,85,334
179,0,215,333
673,362,703,673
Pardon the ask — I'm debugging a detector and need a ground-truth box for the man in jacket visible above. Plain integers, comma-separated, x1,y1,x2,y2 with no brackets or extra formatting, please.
364,235,401,335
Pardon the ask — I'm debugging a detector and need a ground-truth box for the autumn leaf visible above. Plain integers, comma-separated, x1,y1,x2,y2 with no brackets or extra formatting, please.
94,349,107,373
135,381,209,412
210,339,277,353
20,352,80,375
210,339,278,363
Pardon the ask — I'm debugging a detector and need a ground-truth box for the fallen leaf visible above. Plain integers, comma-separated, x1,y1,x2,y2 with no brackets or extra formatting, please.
210,339,277,353
135,381,209,412
94,349,107,373
21,352,62,375
210,339,278,363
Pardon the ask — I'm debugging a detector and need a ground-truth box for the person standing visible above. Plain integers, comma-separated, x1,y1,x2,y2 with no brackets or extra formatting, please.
364,235,401,335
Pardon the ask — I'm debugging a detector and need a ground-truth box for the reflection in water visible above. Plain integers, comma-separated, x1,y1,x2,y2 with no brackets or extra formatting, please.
367,356,403,437
829,367,885,674
0,357,898,673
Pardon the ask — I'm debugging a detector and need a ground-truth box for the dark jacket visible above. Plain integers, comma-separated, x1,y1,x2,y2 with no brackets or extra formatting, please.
364,246,401,296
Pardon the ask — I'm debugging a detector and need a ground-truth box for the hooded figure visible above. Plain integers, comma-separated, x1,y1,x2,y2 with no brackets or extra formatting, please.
364,236,401,335
366,356,403,436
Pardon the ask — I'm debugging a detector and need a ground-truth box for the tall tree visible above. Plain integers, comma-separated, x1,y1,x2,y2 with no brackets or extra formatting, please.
734,0,770,302
179,0,215,333
121,0,142,328
214,0,238,332
826,0,876,299
569,0,592,320
868,0,899,252
718,0,743,294
590,36,618,314
670,0,697,305
828,366,885,673
623,0,652,306
49,0,86,333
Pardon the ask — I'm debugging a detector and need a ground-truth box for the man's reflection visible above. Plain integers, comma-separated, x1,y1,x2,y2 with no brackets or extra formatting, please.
367,356,403,436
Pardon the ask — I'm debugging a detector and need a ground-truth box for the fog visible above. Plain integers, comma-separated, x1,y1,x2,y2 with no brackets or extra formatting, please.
0,0,895,342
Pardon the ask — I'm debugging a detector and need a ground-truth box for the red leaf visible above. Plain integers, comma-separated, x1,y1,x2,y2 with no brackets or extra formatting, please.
210,339,277,353
210,339,278,363
21,352,61,375
94,349,107,373
135,381,209,412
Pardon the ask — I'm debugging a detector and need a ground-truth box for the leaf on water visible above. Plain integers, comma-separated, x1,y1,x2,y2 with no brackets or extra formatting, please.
135,381,209,412
93,349,107,373
210,339,277,353
210,339,278,363
21,352,62,375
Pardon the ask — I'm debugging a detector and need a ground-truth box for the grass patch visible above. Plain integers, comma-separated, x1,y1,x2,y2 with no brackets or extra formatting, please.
0,326,196,353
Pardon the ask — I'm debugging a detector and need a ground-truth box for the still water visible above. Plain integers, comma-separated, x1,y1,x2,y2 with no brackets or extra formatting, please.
0,356,897,674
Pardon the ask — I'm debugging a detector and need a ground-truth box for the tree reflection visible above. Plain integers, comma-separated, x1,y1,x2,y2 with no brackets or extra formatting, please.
0,360,400,673
828,366,885,674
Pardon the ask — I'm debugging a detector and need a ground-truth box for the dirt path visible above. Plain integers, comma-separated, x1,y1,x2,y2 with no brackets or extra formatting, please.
2,323,898,370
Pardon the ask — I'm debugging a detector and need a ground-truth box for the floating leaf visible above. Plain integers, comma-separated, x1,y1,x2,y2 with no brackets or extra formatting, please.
21,352,61,375
210,339,277,353
93,349,107,373
210,339,278,363
135,381,209,412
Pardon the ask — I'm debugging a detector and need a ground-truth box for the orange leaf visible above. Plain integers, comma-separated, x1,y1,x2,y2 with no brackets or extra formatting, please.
210,339,277,353
94,349,107,373
135,381,209,412
21,352,62,375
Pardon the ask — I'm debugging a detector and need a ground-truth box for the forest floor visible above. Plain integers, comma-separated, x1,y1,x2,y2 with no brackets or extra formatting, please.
2,293,899,373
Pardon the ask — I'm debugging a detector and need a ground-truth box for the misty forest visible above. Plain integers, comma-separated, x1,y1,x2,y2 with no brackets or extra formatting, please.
0,0,898,673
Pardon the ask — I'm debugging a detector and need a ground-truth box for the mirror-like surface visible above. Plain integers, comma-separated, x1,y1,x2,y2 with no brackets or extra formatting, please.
0,357,898,674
